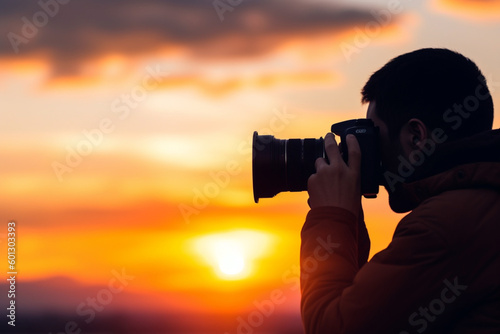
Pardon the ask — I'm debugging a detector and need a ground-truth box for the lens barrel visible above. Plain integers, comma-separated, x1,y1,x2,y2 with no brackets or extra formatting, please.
252,131,325,203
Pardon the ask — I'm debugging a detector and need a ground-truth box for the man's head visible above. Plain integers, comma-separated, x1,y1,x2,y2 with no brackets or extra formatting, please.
363,48,494,192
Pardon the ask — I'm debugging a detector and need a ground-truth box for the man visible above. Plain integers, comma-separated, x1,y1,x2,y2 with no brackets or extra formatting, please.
301,48,500,333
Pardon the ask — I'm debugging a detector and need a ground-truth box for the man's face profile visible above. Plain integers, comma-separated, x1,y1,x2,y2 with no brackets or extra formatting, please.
366,101,400,192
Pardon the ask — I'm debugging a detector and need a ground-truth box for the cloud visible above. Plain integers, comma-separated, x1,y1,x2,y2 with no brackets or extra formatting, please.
429,0,500,21
0,0,389,78
153,70,339,96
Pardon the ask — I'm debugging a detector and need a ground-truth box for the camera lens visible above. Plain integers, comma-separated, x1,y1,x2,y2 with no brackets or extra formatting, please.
252,131,325,203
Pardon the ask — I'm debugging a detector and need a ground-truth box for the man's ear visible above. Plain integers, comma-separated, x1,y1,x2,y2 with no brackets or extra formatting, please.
399,118,428,154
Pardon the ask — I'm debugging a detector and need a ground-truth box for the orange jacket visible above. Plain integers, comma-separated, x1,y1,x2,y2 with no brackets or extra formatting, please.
300,129,500,333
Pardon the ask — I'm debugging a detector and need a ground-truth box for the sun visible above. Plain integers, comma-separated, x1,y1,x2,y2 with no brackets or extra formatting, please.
191,229,274,280
213,239,246,276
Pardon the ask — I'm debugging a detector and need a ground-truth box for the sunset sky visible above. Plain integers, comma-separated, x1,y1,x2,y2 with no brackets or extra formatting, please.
1,0,500,333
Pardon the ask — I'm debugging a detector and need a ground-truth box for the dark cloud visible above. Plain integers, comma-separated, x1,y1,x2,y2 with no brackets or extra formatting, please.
0,0,386,77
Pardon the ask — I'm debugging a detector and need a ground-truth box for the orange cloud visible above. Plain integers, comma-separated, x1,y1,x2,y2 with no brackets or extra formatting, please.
430,0,500,21
153,70,339,97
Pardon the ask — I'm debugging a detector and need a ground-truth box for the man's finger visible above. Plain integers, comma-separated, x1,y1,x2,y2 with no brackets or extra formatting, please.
324,133,342,165
346,134,361,171
314,157,328,171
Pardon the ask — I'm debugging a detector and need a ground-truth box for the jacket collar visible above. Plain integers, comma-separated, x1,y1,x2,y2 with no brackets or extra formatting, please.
388,129,500,213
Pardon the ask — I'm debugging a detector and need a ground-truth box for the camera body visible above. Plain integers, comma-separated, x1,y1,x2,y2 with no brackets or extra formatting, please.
252,118,380,203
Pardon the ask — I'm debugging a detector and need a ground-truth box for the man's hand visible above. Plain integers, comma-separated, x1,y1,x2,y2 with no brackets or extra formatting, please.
307,133,362,219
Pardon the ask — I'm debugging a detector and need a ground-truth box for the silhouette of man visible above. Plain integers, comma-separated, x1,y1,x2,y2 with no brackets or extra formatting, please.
301,48,500,333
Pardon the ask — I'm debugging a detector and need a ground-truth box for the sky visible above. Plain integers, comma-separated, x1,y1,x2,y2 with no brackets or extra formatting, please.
0,0,500,333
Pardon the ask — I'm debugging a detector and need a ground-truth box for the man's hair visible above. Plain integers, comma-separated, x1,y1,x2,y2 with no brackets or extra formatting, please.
361,48,494,141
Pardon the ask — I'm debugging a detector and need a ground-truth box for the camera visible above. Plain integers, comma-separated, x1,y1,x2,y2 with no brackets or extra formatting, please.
252,118,380,203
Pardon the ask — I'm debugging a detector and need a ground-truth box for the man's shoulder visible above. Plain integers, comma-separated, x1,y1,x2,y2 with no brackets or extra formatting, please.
399,187,500,248
371,187,500,267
